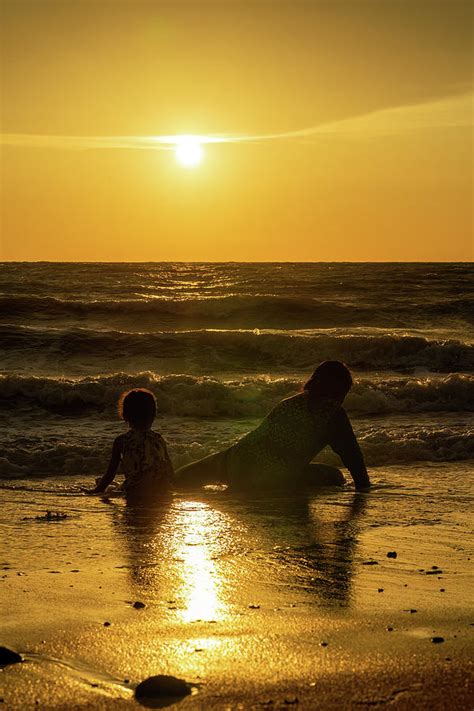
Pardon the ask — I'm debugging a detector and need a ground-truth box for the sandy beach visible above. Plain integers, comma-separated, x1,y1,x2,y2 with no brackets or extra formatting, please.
2,464,473,709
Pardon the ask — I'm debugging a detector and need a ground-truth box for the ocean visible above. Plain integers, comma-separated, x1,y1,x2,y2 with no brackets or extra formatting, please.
2,262,474,709
0,262,473,479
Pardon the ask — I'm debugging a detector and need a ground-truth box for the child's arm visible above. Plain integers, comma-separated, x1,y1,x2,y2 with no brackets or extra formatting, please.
86,436,123,494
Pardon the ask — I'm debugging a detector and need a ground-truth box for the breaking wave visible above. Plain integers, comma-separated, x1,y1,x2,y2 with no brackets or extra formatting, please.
1,324,472,372
1,371,473,417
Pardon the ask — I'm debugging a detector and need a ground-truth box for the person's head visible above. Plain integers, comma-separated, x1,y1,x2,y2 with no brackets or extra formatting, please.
304,361,353,404
118,388,157,429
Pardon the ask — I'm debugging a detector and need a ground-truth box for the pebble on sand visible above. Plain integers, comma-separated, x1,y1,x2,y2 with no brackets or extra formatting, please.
362,560,378,565
0,647,22,667
387,551,397,558
431,637,445,644
134,675,192,702
133,601,146,609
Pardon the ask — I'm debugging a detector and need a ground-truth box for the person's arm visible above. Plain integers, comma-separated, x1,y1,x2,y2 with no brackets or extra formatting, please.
328,408,371,491
86,436,123,494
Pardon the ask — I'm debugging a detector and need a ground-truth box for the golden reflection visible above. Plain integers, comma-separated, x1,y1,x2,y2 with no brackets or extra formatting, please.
173,500,228,623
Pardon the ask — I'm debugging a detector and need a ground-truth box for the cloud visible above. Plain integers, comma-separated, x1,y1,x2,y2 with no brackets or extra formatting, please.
1,91,472,150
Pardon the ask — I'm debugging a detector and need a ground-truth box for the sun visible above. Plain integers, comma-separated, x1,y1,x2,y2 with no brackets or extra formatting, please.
175,136,204,167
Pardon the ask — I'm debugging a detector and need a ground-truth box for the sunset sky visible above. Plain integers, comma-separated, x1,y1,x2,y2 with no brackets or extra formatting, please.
1,0,472,261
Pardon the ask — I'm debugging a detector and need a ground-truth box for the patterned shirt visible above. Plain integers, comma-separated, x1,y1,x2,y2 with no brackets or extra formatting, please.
119,429,172,491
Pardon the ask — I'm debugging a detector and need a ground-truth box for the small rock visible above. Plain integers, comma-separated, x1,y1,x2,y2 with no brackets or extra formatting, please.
363,560,378,565
320,641,328,647
248,604,260,609
134,675,192,702
387,627,394,631
440,588,445,592
378,588,384,593
133,601,146,609
0,647,22,667
431,637,444,644
425,570,442,575
103,621,111,627
387,551,397,559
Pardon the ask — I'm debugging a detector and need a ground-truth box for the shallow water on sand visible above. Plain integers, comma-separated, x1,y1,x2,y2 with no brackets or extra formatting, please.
1,465,473,708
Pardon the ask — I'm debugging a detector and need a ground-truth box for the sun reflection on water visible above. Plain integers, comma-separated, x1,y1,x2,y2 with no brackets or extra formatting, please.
173,500,228,623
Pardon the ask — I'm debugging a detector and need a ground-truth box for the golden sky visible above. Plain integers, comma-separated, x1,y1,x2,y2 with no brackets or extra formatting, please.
1,0,472,261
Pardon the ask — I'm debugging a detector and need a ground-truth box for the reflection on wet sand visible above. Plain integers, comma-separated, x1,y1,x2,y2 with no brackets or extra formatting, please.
109,490,368,618
172,500,230,623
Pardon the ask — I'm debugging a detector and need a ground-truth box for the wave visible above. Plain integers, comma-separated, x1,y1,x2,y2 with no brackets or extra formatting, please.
1,422,472,477
1,372,473,418
1,293,472,329
1,324,473,373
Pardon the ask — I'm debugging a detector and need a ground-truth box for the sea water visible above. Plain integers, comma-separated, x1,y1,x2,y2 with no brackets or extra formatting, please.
0,262,472,478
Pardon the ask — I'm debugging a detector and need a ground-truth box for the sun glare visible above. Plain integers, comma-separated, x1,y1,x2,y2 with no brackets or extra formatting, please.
175,136,204,167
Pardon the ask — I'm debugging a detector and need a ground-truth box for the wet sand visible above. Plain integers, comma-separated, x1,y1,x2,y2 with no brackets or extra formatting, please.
1,464,473,709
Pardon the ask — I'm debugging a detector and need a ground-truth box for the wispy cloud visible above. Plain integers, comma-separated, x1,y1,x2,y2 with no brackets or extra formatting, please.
2,91,472,151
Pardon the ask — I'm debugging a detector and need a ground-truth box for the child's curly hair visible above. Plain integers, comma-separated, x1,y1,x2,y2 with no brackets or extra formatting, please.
118,388,157,426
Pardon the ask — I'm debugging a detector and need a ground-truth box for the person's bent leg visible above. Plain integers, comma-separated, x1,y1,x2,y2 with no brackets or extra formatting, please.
175,450,229,489
300,462,345,487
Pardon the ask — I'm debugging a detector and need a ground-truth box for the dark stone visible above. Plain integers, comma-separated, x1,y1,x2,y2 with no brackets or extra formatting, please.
0,647,22,667
248,604,260,609
425,570,442,575
431,637,445,644
133,601,146,609
134,675,192,703
378,588,384,592
103,621,111,627
387,627,394,631
362,560,378,566
387,551,397,559
320,642,328,647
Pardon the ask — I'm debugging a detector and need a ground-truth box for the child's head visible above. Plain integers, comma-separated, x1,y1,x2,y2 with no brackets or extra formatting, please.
118,388,157,428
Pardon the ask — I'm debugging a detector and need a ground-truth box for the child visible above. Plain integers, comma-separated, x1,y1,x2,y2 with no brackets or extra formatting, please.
86,388,174,496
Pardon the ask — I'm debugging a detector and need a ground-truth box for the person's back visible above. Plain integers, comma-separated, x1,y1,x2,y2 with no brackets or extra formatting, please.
120,427,171,492
229,391,346,486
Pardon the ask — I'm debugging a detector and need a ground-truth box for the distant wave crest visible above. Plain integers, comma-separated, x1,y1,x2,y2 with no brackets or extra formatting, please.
1,324,473,372
1,293,472,329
